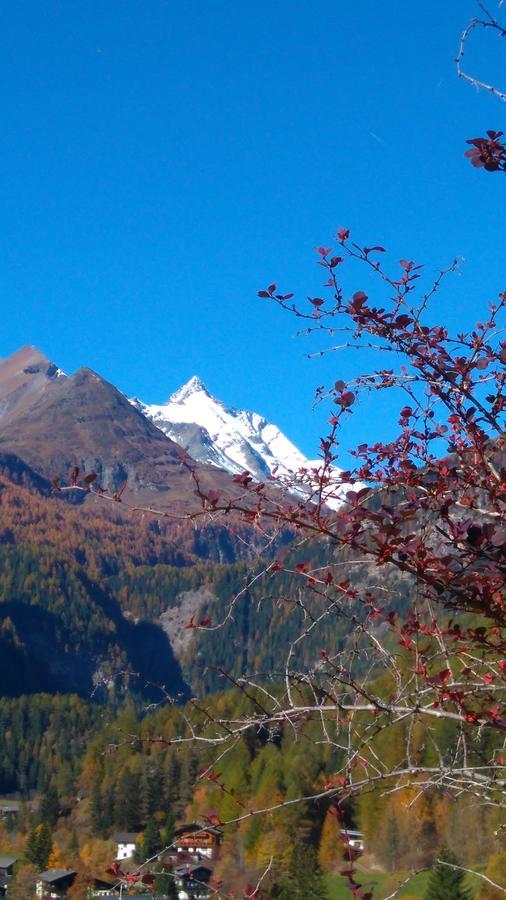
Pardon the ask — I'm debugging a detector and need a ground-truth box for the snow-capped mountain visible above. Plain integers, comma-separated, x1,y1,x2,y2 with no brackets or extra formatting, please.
131,376,346,505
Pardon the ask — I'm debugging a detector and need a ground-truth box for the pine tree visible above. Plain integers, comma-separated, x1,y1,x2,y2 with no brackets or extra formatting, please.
138,815,161,862
24,822,53,870
140,764,164,821
38,785,60,828
101,783,115,836
160,809,175,851
279,842,330,899
425,847,472,900
90,777,105,836
115,767,141,831
154,870,178,899
24,826,40,868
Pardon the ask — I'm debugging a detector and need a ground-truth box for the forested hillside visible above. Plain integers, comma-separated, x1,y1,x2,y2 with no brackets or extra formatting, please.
0,464,418,700
0,688,503,898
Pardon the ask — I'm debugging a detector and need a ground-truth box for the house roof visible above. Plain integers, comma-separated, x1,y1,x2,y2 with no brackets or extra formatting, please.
174,822,222,837
111,831,137,843
0,799,21,810
174,864,212,879
39,868,77,883
0,856,17,868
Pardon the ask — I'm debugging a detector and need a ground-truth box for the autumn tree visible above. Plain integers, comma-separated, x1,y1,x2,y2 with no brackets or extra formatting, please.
67,869,94,900
318,807,345,873
8,863,39,900
478,851,506,899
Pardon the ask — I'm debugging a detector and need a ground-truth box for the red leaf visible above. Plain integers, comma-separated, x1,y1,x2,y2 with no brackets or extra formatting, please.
106,863,122,877
340,391,356,408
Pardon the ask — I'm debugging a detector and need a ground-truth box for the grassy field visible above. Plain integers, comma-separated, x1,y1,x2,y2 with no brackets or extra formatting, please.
325,867,479,898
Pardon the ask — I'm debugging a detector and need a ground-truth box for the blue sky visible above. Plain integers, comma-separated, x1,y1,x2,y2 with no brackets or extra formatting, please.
1,1,504,463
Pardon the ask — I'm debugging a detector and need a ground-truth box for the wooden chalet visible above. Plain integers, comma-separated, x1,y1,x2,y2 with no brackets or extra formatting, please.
173,823,222,860
0,856,17,897
36,868,77,898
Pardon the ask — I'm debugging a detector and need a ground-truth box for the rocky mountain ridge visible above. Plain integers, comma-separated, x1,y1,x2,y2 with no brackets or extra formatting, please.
0,346,343,509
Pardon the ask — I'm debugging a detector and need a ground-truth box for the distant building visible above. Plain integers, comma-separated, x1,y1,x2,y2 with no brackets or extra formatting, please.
173,863,212,900
173,823,221,860
86,876,119,897
111,831,137,860
36,868,77,898
0,801,20,824
90,895,166,900
340,829,365,855
0,855,17,876
0,856,17,896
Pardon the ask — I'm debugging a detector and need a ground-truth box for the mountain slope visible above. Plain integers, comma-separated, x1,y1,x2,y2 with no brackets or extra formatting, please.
0,350,239,510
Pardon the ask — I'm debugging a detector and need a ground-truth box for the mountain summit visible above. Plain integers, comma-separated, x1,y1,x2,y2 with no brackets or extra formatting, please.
169,375,211,404
132,378,345,504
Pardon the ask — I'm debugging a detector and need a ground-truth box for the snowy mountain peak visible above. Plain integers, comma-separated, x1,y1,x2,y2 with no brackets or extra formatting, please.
169,375,210,404
131,378,348,508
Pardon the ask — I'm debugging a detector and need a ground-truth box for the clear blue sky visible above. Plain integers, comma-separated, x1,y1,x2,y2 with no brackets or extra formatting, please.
1,1,504,462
